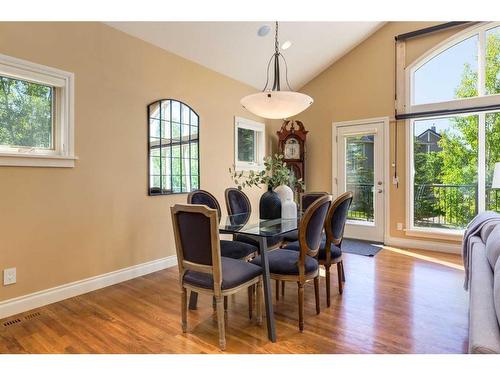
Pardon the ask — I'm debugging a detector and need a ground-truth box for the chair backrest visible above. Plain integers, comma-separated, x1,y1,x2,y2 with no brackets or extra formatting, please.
325,192,353,247
300,191,329,212
187,190,222,223
298,195,332,270
225,188,251,224
170,204,222,286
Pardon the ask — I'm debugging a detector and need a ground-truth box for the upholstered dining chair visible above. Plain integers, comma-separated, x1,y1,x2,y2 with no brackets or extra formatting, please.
187,190,258,315
188,190,258,261
282,191,329,244
320,192,353,303
251,195,332,332
279,191,329,299
171,204,263,350
224,188,282,250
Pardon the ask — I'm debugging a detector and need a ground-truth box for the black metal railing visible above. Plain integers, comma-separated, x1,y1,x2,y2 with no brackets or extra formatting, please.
346,183,374,221
414,184,500,229
345,183,500,228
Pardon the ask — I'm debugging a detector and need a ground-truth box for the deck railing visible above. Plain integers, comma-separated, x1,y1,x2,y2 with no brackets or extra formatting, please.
345,183,500,229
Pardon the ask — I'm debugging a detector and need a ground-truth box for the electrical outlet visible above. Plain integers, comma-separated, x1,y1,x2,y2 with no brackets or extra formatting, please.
3,268,16,286
397,223,404,231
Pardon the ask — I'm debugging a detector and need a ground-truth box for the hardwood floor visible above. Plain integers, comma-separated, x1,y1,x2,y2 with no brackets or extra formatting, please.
0,247,469,354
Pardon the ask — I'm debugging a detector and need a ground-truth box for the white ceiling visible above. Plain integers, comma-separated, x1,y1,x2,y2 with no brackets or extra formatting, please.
106,22,384,90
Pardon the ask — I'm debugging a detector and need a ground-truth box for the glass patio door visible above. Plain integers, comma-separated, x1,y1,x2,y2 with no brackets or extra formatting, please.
337,121,385,242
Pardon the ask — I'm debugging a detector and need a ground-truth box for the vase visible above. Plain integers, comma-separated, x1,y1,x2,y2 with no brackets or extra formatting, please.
274,184,293,203
259,185,282,220
274,184,297,219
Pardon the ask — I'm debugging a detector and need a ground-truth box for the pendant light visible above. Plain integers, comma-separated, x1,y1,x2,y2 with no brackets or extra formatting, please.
240,22,313,120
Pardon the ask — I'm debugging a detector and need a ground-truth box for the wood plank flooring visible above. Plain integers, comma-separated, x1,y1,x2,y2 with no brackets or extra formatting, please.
0,247,469,353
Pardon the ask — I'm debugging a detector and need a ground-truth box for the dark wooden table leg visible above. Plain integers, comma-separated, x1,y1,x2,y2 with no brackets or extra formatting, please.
188,291,198,310
256,236,276,342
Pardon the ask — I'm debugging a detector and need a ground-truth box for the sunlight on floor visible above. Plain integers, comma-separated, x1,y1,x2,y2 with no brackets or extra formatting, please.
382,246,464,271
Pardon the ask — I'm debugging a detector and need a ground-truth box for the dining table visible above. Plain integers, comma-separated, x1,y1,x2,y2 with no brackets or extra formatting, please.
188,212,300,343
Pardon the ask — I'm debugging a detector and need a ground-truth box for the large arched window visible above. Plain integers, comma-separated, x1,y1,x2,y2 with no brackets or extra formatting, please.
407,22,500,235
148,99,199,195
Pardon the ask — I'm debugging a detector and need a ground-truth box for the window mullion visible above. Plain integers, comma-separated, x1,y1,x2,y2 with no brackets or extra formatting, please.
478,112,486,213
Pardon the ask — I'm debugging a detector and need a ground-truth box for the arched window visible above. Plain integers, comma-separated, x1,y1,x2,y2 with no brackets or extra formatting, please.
148,99,199,195
406,22,500,234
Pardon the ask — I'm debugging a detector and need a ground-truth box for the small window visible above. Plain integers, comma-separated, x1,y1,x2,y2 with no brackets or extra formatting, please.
148,99,199,195
234,117,265,171
0,53,75,167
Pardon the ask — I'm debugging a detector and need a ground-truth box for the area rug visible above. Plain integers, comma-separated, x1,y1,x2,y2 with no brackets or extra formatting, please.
342,238,384,257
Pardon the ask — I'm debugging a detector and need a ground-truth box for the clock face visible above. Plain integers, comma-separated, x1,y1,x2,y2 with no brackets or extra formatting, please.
284,138,300,160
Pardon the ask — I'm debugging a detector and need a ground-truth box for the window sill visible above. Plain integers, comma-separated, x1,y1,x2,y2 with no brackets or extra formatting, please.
234,164,265,172
404,228,464,241
0,153,78,168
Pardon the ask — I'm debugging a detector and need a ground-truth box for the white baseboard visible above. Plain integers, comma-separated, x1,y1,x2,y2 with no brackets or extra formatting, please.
385,235,461,254
0,255,178,320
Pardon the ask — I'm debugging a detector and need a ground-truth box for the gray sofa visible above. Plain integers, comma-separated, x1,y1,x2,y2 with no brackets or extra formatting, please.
468,220,500,353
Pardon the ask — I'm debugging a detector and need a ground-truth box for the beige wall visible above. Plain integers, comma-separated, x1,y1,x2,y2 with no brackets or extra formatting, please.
0,22,264,301
268,22,471,244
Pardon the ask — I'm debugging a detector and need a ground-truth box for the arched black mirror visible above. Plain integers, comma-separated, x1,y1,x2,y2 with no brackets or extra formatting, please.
148,99,199,195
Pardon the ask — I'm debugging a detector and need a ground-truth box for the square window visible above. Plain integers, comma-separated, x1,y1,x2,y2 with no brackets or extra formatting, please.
0,54,75,167
234,117,265,171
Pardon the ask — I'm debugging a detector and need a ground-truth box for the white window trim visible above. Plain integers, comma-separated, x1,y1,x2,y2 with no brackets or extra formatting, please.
405,22,500,239
0,53,76,168
234,116,265,172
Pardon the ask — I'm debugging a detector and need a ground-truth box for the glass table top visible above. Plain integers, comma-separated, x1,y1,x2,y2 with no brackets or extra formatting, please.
219,212,300,238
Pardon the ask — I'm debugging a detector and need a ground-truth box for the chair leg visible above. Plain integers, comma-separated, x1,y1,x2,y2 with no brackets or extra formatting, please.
314,276,320,315
297,282,305,332
248,285,253,319
224,296,228,311
275,280,280,301
337,262,343,295
181,287,187,333
188,291,198,310
215,296,226,351
212,296,216,312
281,281,285,297
325,265,331,307
256,280,263,325
341,261,346,282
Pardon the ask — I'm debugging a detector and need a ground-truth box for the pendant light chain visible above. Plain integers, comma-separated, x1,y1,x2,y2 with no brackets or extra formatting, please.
263,21,294,92
275,21,279,54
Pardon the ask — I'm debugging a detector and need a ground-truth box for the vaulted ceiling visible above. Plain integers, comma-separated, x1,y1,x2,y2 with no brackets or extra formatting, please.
106,22,384,90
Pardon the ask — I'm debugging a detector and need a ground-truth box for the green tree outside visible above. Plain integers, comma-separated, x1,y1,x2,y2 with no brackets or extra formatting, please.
414,29,500,228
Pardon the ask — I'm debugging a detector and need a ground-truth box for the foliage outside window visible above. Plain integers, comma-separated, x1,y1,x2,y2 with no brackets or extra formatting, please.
345,135,375,222
148,99,199,195
0,54,74,167
234,117,265,171
409,23,500,232
0,76,53,150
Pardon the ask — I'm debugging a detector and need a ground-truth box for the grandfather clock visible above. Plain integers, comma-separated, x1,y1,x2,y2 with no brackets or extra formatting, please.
277,120,308,189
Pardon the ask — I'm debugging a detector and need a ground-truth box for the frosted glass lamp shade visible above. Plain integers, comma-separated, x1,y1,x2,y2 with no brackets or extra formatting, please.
240,91,313,120
492,162,500,189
